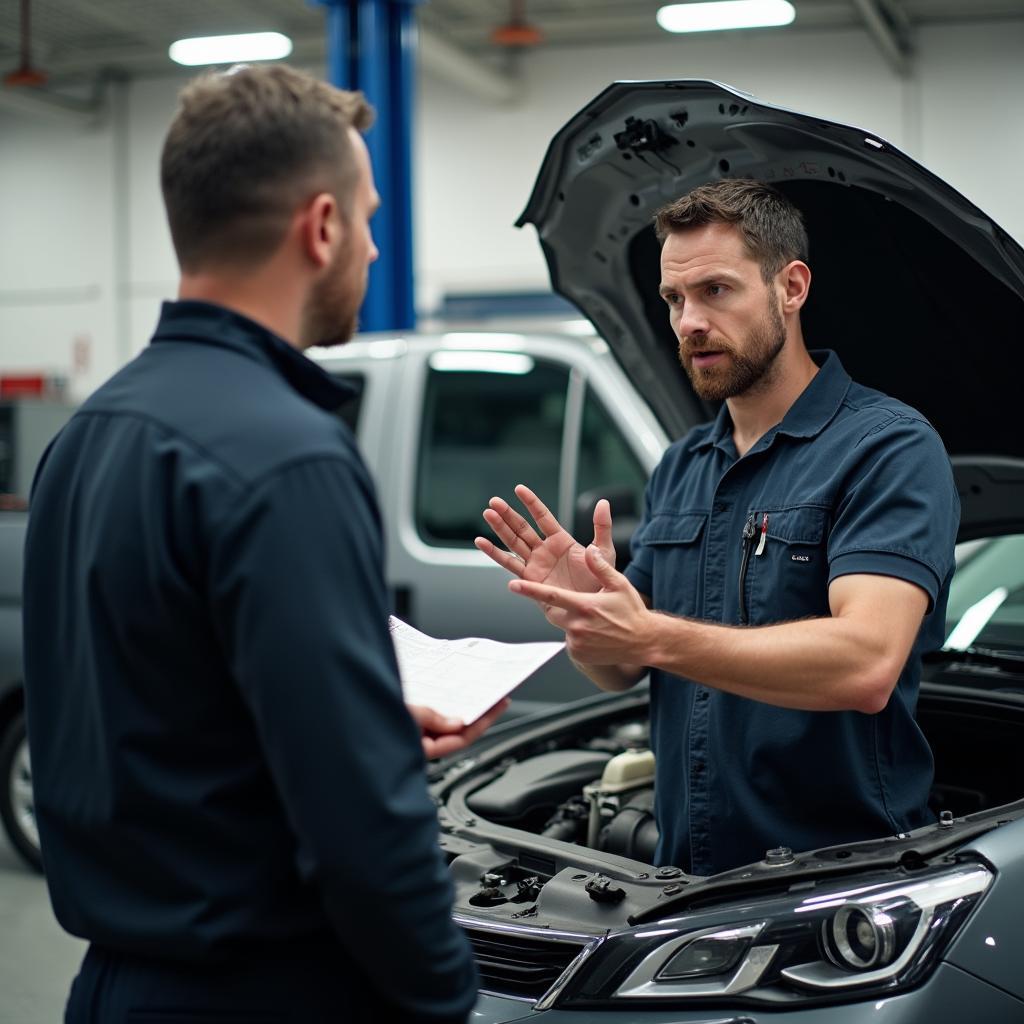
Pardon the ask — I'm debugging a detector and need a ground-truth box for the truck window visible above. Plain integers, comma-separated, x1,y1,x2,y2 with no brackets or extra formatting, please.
416,357,569,547
576,385,648,515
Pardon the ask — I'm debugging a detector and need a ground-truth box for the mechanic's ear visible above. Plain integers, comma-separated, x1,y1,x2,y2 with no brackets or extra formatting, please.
780,260,811,314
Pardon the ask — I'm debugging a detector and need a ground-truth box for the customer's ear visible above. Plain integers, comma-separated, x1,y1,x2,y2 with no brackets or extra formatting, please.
301,192,342,270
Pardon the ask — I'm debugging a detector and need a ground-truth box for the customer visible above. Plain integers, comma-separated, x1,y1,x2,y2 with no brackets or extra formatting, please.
477,179,958,877
23,64,497,1023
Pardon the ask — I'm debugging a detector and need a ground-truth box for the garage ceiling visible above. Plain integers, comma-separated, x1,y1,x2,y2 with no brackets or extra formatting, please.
0,0,1022,87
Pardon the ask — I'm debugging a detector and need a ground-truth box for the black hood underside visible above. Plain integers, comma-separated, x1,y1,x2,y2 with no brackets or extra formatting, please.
518,81,1024,460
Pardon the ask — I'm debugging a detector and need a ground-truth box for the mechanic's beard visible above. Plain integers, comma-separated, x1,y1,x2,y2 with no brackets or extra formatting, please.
678,296,787,401
301,248,362,350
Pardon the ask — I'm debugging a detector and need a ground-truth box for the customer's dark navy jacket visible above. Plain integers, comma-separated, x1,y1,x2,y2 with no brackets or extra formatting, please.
23,301,477,1022
625,352,958,877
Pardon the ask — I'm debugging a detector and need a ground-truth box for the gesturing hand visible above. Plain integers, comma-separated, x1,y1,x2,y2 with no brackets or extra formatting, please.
474,484,616,618
509,543,652,667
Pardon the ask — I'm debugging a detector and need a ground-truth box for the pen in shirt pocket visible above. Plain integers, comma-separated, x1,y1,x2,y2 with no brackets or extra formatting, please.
755,513,769,556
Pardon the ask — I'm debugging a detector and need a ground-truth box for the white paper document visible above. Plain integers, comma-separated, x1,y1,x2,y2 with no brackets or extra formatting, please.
388,616,564,725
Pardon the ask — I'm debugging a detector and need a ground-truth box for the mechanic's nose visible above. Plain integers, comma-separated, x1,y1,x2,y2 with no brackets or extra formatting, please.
677,303,710,339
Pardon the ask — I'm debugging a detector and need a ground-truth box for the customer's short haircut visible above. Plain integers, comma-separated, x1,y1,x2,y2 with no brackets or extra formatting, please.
654,179,808,282
161,64,374,272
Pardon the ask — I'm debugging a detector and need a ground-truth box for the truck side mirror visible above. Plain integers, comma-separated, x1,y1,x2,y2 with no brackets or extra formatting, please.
573,486,640,570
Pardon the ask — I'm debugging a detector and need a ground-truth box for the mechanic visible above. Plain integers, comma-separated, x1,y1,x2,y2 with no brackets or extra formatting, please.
23,65,501,1023
476,179,958,877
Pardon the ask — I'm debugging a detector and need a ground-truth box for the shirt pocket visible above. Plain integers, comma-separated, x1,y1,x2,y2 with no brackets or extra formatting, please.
638,511,707,618
746,505,830,624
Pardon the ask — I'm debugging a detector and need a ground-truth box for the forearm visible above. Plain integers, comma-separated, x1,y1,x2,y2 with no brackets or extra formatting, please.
636,610,901,713
513,542,928,715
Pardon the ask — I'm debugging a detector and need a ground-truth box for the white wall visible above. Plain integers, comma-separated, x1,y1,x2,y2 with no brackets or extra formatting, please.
0,97,120,399
1,18,1022,400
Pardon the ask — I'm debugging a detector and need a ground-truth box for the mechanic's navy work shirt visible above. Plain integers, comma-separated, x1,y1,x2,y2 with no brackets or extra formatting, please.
23,301,476,1023
625,351,958,877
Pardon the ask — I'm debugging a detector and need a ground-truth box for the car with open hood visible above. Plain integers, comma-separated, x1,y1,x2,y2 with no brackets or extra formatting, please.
435,80,1024,1023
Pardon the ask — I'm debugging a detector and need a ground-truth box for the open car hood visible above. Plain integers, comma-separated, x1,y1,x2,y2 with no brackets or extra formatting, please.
518,80,1024,465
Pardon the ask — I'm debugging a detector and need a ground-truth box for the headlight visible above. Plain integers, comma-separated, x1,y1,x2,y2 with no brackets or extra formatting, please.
538,863,991,1009
823,902,900,971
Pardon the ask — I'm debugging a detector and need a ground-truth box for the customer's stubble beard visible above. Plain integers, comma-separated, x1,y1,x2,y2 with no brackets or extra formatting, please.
301,245,363,350
678,293,788,402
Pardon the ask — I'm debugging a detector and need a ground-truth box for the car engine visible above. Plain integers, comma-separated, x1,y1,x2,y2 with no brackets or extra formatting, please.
464,719,660,863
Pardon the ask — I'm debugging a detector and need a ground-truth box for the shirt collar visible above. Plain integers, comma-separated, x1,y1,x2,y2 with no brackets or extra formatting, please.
687,350,851,453
150,300,355,411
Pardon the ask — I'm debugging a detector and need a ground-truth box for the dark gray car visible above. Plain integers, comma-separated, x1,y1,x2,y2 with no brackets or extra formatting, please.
438,80,1024,1022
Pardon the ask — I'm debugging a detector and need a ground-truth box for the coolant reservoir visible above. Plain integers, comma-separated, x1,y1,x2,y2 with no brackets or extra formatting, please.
583,749,655,849
598,749,655,792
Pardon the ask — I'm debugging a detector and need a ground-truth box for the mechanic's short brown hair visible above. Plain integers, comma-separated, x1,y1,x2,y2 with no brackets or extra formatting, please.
654,179,808,283
161,64,374,272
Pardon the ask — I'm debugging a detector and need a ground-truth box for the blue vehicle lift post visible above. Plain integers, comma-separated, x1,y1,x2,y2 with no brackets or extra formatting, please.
311,0,420,332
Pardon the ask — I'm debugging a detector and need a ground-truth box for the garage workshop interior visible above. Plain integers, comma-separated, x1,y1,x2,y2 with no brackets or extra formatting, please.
2,2,1024,1022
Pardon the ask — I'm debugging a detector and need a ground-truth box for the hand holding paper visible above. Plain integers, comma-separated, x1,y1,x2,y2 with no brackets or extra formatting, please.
389,616,564,726
407,700,510,759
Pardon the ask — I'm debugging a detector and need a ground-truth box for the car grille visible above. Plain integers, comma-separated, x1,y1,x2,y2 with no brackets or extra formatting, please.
460,923,589,1001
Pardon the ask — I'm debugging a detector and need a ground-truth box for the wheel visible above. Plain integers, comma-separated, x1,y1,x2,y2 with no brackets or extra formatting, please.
0,710,43,872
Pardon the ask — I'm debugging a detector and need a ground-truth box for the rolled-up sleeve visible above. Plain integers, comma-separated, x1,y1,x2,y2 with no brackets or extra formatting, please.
209,452,476,1023
827,415,959,610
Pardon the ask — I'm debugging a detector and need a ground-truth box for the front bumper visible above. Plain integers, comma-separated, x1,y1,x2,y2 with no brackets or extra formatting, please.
470,961,1024,1023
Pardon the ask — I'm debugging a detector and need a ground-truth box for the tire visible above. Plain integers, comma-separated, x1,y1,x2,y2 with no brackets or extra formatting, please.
0,710,43,872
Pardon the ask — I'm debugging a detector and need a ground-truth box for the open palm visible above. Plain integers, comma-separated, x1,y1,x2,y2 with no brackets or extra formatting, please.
474,484,615,598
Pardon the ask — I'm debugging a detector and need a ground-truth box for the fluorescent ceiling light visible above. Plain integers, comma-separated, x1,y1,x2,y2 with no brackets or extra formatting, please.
169,32,293,67
656,1,795,33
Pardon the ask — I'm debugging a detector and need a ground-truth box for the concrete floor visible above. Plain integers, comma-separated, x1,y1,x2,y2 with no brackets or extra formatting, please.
0,832,85,1024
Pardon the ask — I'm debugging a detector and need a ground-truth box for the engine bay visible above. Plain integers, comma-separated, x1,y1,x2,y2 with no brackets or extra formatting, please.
464,719,659,863
432,684,1024,939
